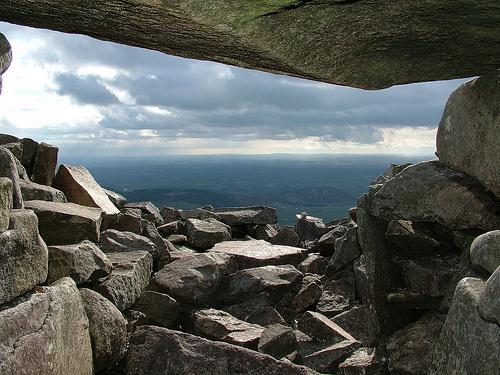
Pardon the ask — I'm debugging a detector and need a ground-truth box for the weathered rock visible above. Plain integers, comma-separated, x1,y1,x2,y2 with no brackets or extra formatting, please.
0,34,12,95
298,254,329,276
110,207,142,234
337,347,386,375
0,146,23,209
258,323,297,359
186,308,265,349
318,219,356,257
31,141,58,186
210,239,307,269
387,290,444,311
214,206,278,226
0,277,93,375
20,137,38,177
212,264,303,307
90,250,153,311
255,223,278,240
0,209,48,305
0,177,12,232
385,311,445,375
0,134,18,145
52,164,120,215
159,206,182,223
316,272,356,317
297,311,356,344
293,274,323,313
470,230,500,274
103,188,126,209
431,277,500,375
186,217,232,249
147,252,233,307
295,213,327,243
370,160,500,231
47,240,112,285
79,288,127,373
325,227,361,276
126,325,318,375
24,200,103,245
437,71,500,199
1,142,22,161
331,305,381,347
131,290,179,329
269,226,300,247
19,179,67,202
302,340,360,375
478,265,500,325
223,296,286,327
99,229,157,257
141,220,172,265
385,220,446,255
125,201,164,226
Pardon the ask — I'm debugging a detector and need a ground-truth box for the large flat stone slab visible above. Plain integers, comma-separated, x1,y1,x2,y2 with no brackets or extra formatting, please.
214,206,278,226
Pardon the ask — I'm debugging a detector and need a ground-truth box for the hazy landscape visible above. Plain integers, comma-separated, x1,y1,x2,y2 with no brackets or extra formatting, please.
64,153,433,226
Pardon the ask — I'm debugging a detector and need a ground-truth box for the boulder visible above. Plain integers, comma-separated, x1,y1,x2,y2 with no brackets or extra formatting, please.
147,252,233,307
436,71,500,200
297,311,356,344
369,160,500,231
258,323,297,359
79,288,128,373
160,206,182,223
99,229,157,257
126,326,318,375
478,265,500,325
132,290,179,329
0,146,22,209
254,223,278,241
0,277,93,375
0,177,12,232
214,206,278,226
223,296,286,327
298,254,329,276
295,213,327,243
31,141,58,186
301,340,360,375
112,207,142,234
293,274,323,313
0,34,12,94
331,305,381,348
269,226,300,247
52,164,120,215
325,227,361,276
210,239,307,269
318,220,356,256
186,217,232,249
431,277,500,375
47,240,112,285
0,209,48,305
125,201,164,226
90,250,153,311
337,347,386,375
316,273,356,318
24,200,103,245
470,230,500,274
141,220,172,265
211,264,303,307
186,308,264,349
20,137,38,177
19,179,67,203
385,220,446,255
103,188,126,209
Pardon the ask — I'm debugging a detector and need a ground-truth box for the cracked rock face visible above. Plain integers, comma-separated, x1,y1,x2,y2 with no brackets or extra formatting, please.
1,1,499,89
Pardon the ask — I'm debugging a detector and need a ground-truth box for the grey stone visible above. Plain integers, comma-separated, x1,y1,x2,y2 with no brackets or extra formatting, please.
223,296,286,327
103,188,126,209
141,220,172,265
147,252,233,307
20,137,38,177
370,160,500,231
431,277,500,375
214,205,278,226
318,220,356,256
132,290,179,329
302,340,361,374
325,227,361,276
385,220,446,255
0,146,22,209
90,250,153,311
316,272,356,317
294,213,327,243
0,134,18,145
186,217,231,249
298,254,329,275
258,323,297,359
159,206,182,223
47,240,112,285
436,71,500,200
470,230,500,274
338,347,386,375
125,201,164,226
53,164,119,215
212,264,303,307
19,179,67,202
0,177,12,232
210,239,307,269
79,288,127,373
297,311,356,343
24,200,103,245
186,308,264,349
0,209,48,305
0,277,93,375
31,141,58,186
331,305,381,347
126,325,319,375
112,207,142,234
478,265,500,325
255,223,278,240
99,229,157,257
293,274,323,313
0,34,12,94
269,226,300,247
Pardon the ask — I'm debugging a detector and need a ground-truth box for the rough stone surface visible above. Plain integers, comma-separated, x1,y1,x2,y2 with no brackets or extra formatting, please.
0,146,23,209
132,290,179,329
90,250,153,311
223,296,286,327
478,265,500,325
431,277,500,375
370,160,500,231
126,325,318,375
269,226,300,247
19,179,67,203
79,288,127,373
99,229,157,257
258,323,297,359
385,220,446,255
214,206,278,226
186,217,232,249
302,340,360,375
470,230,500,274
0,33,12,95
437,71,500,199
0,277,93,375
331,305,381,347
47,240,112,285
31,141,58,186
316,273,356,317
298,254,329,276
210,239,307,269
337,347,386,375
297,311,356,344
147,252,233,307
325,227,361,276
20,137,38,177
125,201,164,226
0,209,48,305
112,207,142,234
24,200,103,245
0,177,12,232
295,214,327,243
293,274,323,313
52,164,120,215
103,188,126,209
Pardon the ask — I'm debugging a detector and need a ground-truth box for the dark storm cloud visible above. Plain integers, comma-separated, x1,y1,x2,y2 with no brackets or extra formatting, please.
53,72,119,105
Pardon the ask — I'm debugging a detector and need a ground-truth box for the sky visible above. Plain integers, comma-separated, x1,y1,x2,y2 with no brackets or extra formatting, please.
0,21,470,159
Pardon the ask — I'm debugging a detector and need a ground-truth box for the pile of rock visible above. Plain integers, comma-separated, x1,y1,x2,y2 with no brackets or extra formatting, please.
1,70,500,375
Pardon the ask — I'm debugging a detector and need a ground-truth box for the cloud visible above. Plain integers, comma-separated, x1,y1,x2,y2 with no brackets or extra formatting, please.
53,73,120,105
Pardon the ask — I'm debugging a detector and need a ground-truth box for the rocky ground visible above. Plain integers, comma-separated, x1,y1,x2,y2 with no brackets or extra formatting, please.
0,71,500,374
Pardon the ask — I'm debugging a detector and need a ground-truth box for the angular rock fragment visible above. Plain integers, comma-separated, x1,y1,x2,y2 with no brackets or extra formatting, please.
302,340,360,374
318,220,355,256
338,347,386,375
19,179,67,203
0,146,22,209
0,277,93,375
258,323,297,359
293,274,323,313
31,141,58,186
269,226,300,247
90,250,153,311
186,217,231,249
255,223,278,241
24,200,103,245
132,290,179,329
52,164,119,215
0,177,12,232
316,273,356,317
470,230,500,274
298,253,329,276
0,209,48,305
331,305,381,347
478,265,500,325
47,240,112,285
214,205,278,226
223,296,286,327
210,239,307,269
20,137,38,177
103,188,126,209
79,288,127,373
125,201,164,226
325,227,361,276
99,229,157,256
297,311,356,343
295,214,327,243
385,219,445,255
